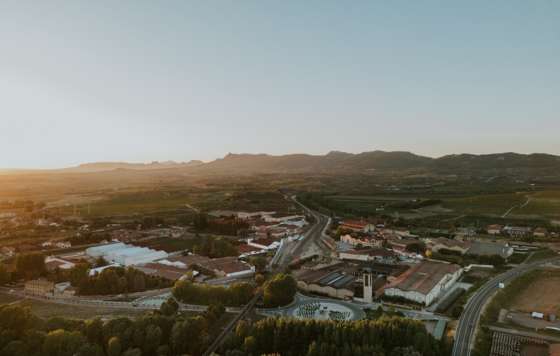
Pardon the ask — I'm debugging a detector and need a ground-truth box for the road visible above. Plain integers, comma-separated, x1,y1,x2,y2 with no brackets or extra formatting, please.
452,257,560,356
202,195,330,356
502,196,531,218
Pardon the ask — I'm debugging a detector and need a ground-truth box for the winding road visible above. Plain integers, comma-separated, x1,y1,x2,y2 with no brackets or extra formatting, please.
452,256,560,356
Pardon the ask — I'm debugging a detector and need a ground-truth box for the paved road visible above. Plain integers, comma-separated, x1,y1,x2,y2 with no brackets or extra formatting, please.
452,257,560,356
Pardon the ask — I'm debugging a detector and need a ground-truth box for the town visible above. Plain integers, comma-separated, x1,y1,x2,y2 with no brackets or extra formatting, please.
1,186,560,356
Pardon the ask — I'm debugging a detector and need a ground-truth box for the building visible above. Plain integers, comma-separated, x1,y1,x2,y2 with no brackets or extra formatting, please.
54,282,76,298
296,266,357,300
88,263,122,276
467,241,514,259
487,224,503,235
340,234,383,248
339,220,376,233
424,237,471,255
339,248,397,264
248,238,280,250
384,261,462,305
503,226,532,238
134,263,188,281
200,257,255,278
533,227,549,238
455,227,476,239
168,254,254,278
45,256,76,272
25,279,54,297
86,242,168,266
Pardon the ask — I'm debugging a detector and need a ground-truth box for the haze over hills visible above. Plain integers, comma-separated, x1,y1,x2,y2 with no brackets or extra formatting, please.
9,151,558,176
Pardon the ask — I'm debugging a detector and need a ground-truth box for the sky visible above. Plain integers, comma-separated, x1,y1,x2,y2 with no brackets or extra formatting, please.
1,1,559,168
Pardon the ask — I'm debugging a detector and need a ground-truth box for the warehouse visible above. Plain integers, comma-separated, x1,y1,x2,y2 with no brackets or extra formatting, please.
86,242,168,266
384,261,462,306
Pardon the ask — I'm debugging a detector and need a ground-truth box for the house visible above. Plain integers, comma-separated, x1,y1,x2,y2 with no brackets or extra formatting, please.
339,220,376,233
487,224,503,235
384,261,462,306
340,234,383,248
533,227,548,238
25,279,55,297
424,237,471,255
467,241,513,259
339,248,397,264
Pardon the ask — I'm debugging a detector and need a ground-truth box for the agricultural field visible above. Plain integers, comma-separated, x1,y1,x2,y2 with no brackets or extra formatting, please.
509,269,560,315
513,190,560,220
442,192,528,217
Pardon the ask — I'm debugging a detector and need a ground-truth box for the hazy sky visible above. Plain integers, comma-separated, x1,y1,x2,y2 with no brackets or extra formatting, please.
1,1,559,168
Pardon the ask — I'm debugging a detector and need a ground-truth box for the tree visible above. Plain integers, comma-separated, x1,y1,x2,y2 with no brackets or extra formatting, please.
405,242,426,254
249,256,267,273
107,336,122,356
15,252,45,280
143,325,162,355
263,274,297,307
0,264,9,285
42,329,86,356
255,273,265,286
159,298,179,316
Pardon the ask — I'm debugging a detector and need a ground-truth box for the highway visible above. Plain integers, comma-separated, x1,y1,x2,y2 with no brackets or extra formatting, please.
452,257,560,356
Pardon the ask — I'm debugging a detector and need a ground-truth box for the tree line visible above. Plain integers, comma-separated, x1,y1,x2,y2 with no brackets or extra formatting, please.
222,316,449,356
172,280,254,307
0,299,226,356
53,265,172,296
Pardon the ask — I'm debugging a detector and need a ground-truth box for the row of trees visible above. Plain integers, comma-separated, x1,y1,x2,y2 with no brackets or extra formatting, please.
191,235,239,258
0,299,226,356
54,265,172,296
193,213,250,236
222,316,448,356
15,252,46,280
172,280,254,306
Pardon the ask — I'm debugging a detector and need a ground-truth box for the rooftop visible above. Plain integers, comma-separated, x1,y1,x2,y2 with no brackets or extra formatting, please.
388,261,461,295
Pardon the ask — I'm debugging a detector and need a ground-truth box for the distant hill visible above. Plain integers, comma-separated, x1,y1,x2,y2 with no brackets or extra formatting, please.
62,160,204,173
6,151,560,176
190,151,560,175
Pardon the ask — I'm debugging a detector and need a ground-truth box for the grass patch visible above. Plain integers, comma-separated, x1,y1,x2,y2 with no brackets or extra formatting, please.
526,249,558,263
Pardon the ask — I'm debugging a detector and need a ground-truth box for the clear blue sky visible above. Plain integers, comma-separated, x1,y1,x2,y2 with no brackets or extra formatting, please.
1,1,559,168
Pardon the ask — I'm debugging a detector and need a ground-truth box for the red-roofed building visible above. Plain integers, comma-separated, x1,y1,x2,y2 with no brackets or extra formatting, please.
340,220,376,233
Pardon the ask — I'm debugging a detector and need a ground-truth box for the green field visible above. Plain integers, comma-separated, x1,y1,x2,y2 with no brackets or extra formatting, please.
314,190,560,224
443,193,528,216
514,191,560,219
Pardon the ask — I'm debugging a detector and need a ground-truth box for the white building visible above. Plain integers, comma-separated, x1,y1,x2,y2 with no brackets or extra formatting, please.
384,261,462,306
86,242,168,266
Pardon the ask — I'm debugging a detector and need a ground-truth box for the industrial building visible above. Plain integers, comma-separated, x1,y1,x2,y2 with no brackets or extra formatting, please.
86,242,168,266
384,261,462,306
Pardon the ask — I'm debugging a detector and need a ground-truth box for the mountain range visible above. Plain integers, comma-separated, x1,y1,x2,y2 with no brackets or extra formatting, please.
53,151,560,176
